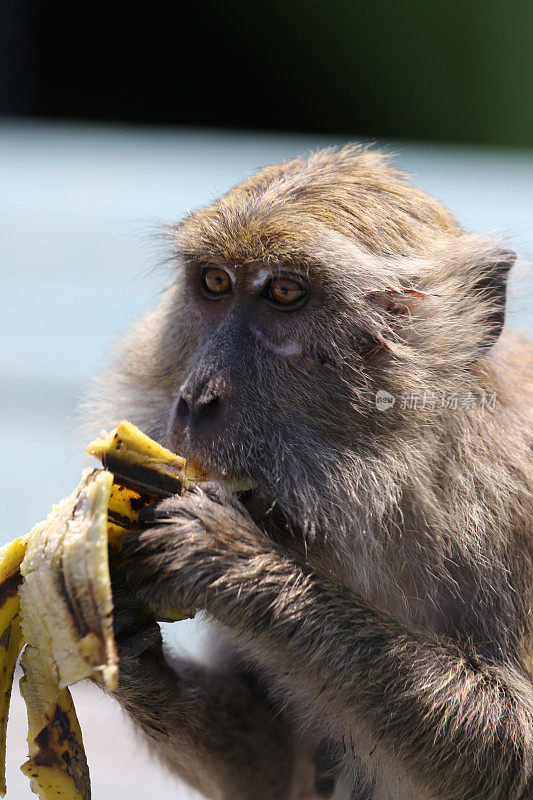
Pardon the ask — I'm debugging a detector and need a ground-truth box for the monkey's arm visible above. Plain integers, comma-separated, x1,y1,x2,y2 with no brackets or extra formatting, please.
111,596,295,800
124,484,533,800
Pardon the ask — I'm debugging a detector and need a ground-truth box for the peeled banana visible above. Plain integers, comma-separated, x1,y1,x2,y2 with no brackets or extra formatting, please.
0,421,197,800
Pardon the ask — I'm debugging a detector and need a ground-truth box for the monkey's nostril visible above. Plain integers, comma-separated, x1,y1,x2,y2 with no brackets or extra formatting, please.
176,395,190,419
174,389,222,428
196,395,220,420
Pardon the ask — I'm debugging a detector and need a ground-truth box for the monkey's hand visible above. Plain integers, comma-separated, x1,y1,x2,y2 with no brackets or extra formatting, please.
111,511,298,800
110,571,165,687
121,481,276,615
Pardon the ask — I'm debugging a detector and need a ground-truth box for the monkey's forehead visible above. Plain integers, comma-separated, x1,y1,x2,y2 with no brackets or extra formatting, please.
172,186,459,269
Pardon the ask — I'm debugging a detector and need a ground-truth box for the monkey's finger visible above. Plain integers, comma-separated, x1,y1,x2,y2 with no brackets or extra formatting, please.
192,481,253,519
115,619,163,660
110,570,148,637
138,494,187,525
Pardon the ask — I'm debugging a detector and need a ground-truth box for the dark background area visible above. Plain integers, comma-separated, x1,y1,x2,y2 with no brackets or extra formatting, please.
1,0,533,148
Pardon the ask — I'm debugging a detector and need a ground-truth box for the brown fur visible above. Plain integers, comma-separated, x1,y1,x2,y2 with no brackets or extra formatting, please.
90,146,533,800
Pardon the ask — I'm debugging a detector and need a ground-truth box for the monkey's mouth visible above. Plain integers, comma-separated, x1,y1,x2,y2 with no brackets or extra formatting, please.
185,458,254,496
184,453,285,530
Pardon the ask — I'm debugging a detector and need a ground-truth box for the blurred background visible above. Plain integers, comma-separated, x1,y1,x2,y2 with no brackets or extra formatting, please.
1,1,532,797
3,0,533,147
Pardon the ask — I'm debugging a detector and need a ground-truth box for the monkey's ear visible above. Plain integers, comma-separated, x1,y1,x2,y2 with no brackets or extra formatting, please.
472,249,515,351
368,285,434,315
365,286,425,359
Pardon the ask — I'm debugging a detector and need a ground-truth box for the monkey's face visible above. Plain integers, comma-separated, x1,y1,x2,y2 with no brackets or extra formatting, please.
144,218,514,543
162,256,370,539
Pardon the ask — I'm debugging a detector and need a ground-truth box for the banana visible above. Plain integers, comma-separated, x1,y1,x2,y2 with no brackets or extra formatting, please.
19,681,89,800
17,469,117,800
86,420,189,499
88,422,193,623
0,421,199,800
20,469,118,692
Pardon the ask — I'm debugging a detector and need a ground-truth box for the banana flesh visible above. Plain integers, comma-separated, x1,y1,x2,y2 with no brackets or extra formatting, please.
20,469,117,692
0,421,198,800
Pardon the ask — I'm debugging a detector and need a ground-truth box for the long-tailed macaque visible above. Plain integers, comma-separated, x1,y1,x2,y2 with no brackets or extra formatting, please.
95,147,533,800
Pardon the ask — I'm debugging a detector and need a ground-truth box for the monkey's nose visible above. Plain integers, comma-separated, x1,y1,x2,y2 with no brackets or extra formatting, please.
174,379,224,431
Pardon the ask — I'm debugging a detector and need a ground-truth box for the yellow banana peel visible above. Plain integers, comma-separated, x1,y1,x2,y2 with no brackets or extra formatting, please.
0,421,197,800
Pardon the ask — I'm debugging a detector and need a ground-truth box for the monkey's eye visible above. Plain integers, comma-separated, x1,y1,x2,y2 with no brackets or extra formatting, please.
263,276,307,308
201,267,232,298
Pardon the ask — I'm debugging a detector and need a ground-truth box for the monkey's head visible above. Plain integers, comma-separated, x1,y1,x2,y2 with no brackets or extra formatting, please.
101,146,515,546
